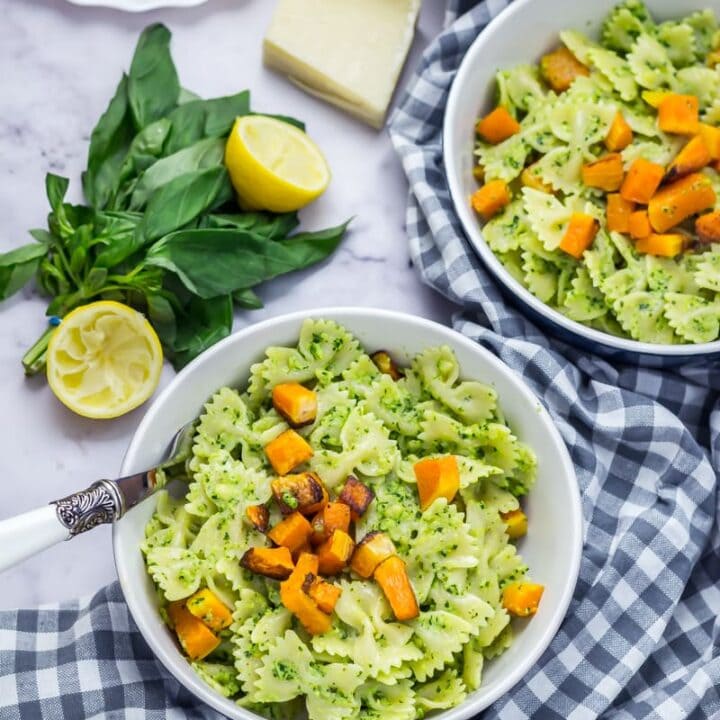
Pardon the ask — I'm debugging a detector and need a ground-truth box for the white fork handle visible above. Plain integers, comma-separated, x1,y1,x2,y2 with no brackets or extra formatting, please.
0,479,123,574
0,505,69,573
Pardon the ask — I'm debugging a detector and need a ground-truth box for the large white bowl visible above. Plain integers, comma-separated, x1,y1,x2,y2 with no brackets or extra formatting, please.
444,0,720,367
114,308,582,719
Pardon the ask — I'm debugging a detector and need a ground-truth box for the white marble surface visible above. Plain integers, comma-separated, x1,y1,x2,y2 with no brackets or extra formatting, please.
0,0,452,607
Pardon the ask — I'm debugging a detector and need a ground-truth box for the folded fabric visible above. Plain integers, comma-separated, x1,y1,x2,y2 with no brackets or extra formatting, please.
1,2,719,719
388,1,720,718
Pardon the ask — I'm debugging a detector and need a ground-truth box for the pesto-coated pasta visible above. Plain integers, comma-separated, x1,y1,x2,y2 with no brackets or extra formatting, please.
474,1,720,345
142,319,539,718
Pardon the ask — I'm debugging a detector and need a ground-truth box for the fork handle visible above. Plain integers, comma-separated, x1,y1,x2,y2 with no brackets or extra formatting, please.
0,480,123,573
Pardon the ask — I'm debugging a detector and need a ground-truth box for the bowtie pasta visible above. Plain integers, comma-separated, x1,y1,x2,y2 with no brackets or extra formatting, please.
472,1,720,344
142,319,541,720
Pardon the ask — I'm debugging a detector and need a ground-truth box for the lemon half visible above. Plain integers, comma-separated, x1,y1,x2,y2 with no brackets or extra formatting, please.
225,115,330,212
46,301,163,419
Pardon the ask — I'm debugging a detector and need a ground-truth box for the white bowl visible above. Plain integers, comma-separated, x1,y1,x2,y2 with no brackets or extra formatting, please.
443,0,720,367
114,307,582,719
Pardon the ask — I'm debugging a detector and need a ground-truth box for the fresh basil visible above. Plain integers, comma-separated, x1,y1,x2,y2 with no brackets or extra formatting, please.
5,23,349,377
127,24,179,129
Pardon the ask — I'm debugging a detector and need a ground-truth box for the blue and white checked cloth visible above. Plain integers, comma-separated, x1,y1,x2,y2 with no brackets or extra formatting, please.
2,2,719,718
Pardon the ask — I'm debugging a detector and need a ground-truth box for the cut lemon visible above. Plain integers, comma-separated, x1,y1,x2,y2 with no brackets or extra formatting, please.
46,301,163,419
224,115,330,212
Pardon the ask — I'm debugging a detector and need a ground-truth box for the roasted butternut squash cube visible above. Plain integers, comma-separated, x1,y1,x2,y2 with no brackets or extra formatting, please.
475,106,521,144
499,509,528,540
240,546,295,580
317,529,355,575
628,211,651,240
350,531,397,578
374,556,419,621
635,233,690,258
301,573,342,614
658,93,700,135
370,350,404,380
699,123,720,160
520,165,553,193
558,213,598,260
696,211,720,244
310,502,352,546
605,112,633,152
245,504,270,534
268,512,313,553
620,158,665,204
337,475,375,519
167,601,221,660
272,383,318,427
280,553,330,635
413,455,460,511
648,173,715,232
606,194,635,233
272,471,328,515
185,588,233,632
581,153,624,192
265,429,314,475
665,136,711,183
502,581,544,617
471,180,511,220
540,46,589,92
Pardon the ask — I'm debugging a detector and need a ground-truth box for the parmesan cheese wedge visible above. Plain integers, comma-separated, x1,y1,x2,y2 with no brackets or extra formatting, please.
263,0,421,129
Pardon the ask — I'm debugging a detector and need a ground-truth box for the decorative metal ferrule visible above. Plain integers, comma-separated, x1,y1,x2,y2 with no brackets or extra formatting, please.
51,479,125,537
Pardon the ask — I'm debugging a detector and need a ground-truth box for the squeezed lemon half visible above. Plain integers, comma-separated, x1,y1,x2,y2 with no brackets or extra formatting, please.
224,115,330,212
46,301,163,419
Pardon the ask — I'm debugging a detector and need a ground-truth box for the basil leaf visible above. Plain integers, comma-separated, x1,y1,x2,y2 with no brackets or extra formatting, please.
233,287,263,309
170,295,232,369
127,24,179,129
145,220,349,298
164,91,250,155
84,267,108,292
146,293,177,346
46,174,69,213
116,118,171,190
178,87,200,104
82,75,135,209
129,137,225,210
140,166,230,241
0,243,48,300
207,211,299,239
29,229,56,245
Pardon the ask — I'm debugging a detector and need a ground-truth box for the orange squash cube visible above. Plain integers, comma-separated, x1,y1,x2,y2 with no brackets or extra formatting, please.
606,194,635,233
310,502,351,546
581,153,624,191
185,588,233,632
264,429,313,475
475,106,521,144
268,512,313,553
350,532,397,578
374,556,419,621
500,509,528,540
167,601,221,660
413,455,460,511
317,529,355,576
648,173,716,232
658,94,700,135
620,158,665,204
605,112,633,152
471,180,511,220
635,233,690,257
272,383,318,427
558,213,598,260
628,211,651,240
502,581,544,617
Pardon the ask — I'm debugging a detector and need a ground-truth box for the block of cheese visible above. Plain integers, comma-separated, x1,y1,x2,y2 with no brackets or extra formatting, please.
263,0,421,129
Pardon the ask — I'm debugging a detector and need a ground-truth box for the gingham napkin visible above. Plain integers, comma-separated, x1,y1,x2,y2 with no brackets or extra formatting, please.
1,2,719,719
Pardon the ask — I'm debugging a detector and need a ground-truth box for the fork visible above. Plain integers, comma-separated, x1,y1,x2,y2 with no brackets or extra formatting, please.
0,419,197,574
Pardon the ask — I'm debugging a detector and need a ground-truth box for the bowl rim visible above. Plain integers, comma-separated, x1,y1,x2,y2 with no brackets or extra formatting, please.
113,306,583,720
442,0,720,358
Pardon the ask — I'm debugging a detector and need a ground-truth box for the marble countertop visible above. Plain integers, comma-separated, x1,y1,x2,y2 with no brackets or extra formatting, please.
0,0,451,607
